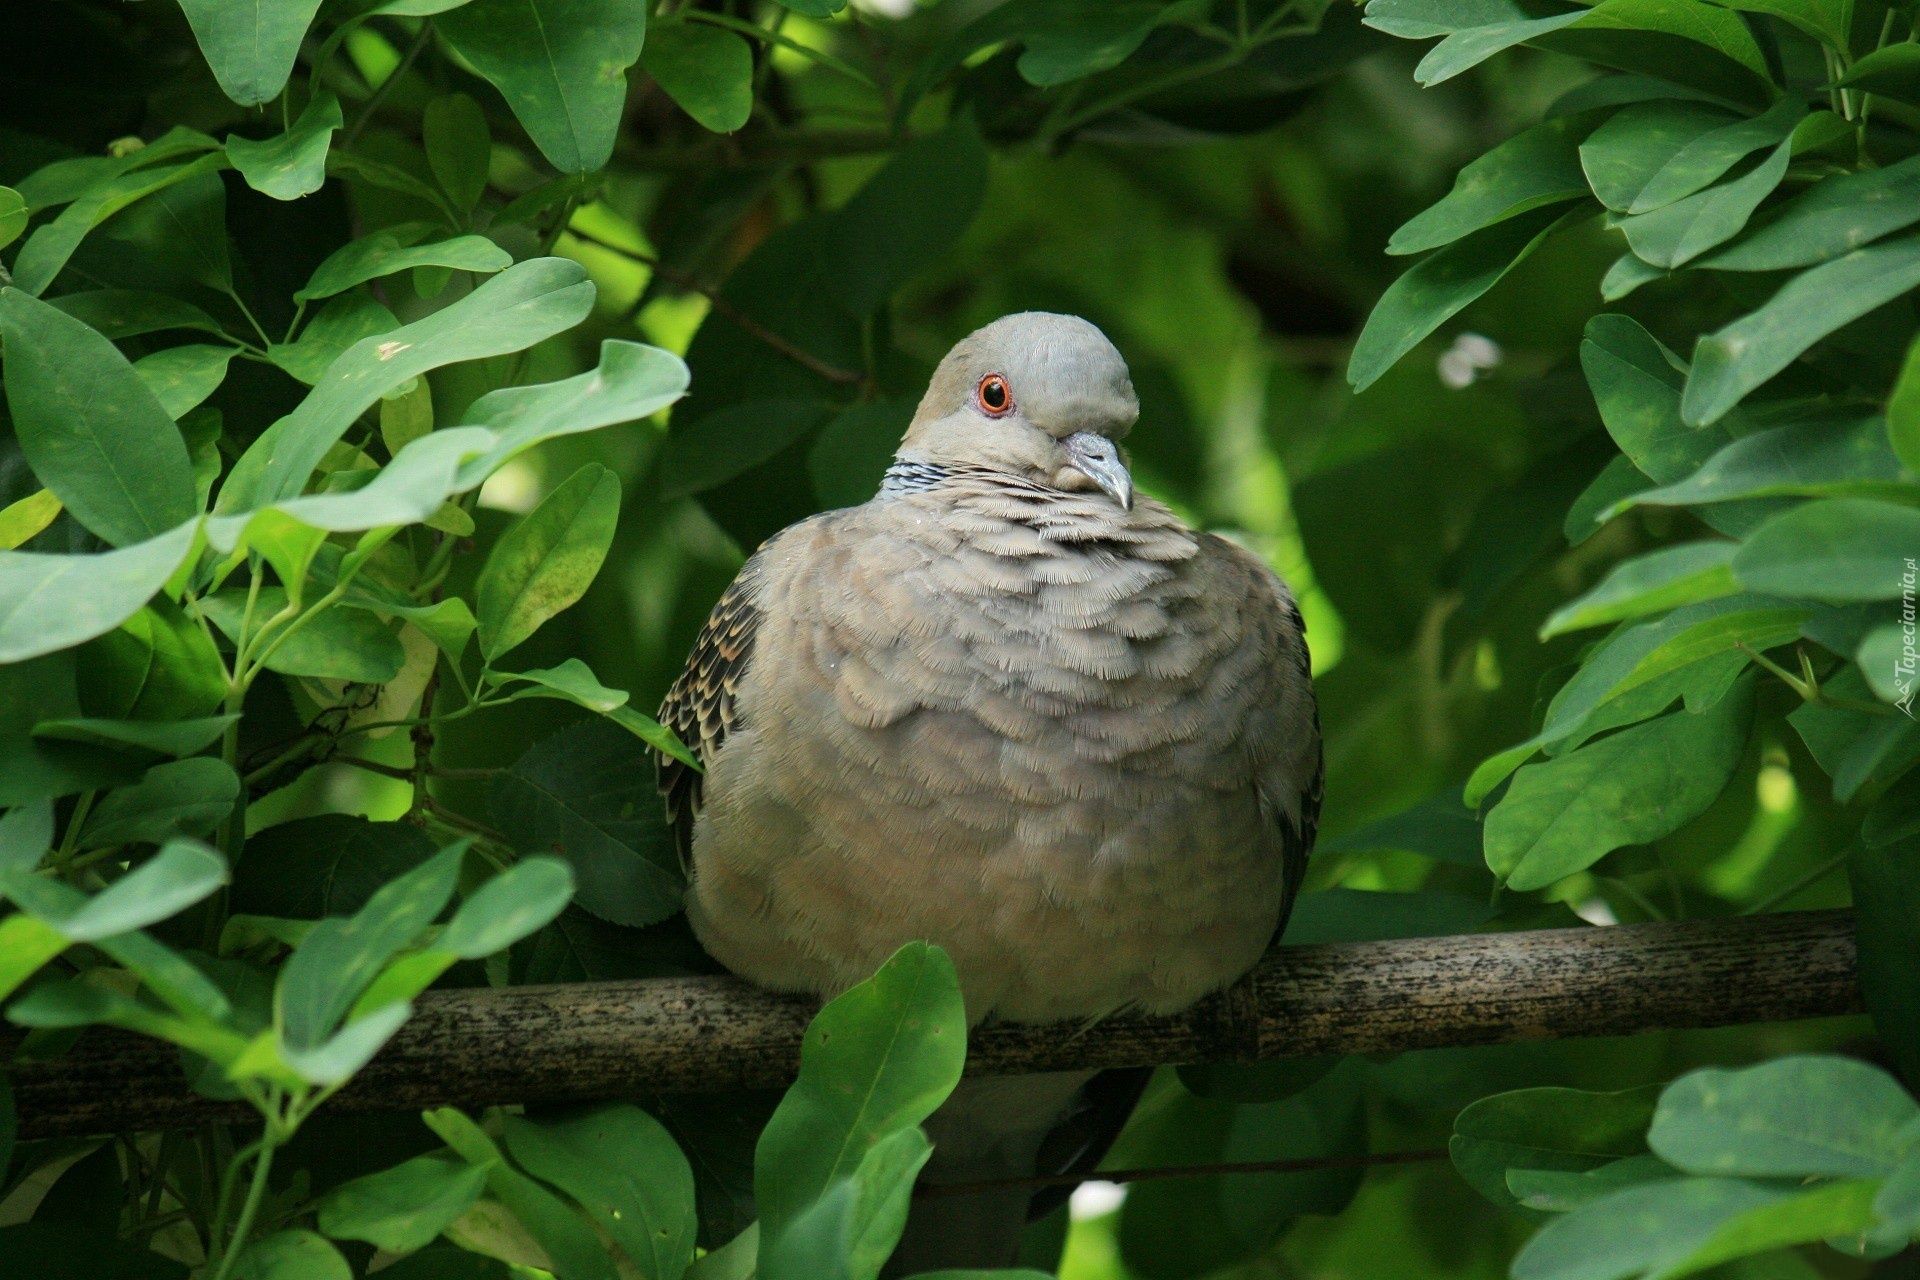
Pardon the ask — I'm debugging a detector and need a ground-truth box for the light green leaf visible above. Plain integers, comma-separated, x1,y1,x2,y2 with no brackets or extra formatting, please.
221,257,595,512
1685,237,1920,426
424,93,493,214
199,587,406,683
452,338,689,485
381,378,436,458
227,91,343,201
81,757,239,847
0,519,201,662
234,1230,354,1280
0,489,63,550
755,942,967,1241
438,0,648,174
436,857,575,958
1661,1180,1882,1278
1486,680,1752,889
1838,41,1920,107
1625,415,1912,508
424,1108,621,1280
0,915,70,1003
1600,251,1667,300
24,838,227,942
1580,101,1740,212
133,344,236,419
476,463,621,661
1650,1056,1920,1177
759,1126,933,1280
297,227,511,301
1704,154,1920,272
0,287,197,546
1349,205,1575,391
1892,333,1920,474
1614,137,1791,268
0,186,25,249
1541,542,1738,637
32,715,234,756
1507,1155,1676,1213
1389,111,1600,255
268,292,401,386
503,1106,698,1280
486,658,627,713
177,0,329,105
318,1154,491,1254
1732,498,1920,603
644,23,754,133
1628,98,1803,214
1511,1178,1792,1280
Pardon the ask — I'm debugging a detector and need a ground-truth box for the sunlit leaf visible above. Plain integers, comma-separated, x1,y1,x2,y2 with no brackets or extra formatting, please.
1650,1056,1920,1177
296,226,511,301
644,23,754,133
319,1154,491,1253
133,344,236,419
227,91,343,201
476,463,621,661
0,520,201,663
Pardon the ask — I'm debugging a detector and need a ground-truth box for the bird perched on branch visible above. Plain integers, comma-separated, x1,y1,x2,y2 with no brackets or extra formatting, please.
656,312,1321,1269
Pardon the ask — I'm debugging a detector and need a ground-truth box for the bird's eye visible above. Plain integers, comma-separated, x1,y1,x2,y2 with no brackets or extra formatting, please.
975,373,1014,417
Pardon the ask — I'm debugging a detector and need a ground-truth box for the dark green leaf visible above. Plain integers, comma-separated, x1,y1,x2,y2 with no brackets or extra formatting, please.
298,228,511,301
424,1107,620,1280
1579,100,1740,212
1650,1055,1920,1177
1851,837,1920,1085
424,93,493,214
438,857,574,958
1838,41,1920,106
318,1153,490,1253
12,152,228,296
0,185,24,249
32,715,233,757
1613,137,1791,268
644,23,754,134
758,1125,930,1280
1452,1085,1657,1215
199,588,406,683
80,757,239,847
438,0,648,173
1625,98,1802,214
0,286,197,546
0,1221,188,1278
503,1105,697,1279
177,0,327,105
228,92,343,201
1732,498,1920,603
267,292,401,385
490,719,684,927
1626,415,1913,510
1388,111,1601,255
1315,793,1486,866
1511,1177,1791,1280
756,942,966,1243
230,1229,352,1280
1541,542,1738,636
133,344,235,419
232,815,437,918
1893,334,1920,474
1704,154,1920,272
1685,238,1920,426
809,399,913,511
46,290,226,341
1349,205,1574,391
826,121,991,318
476,463,621,661
660,399,835,499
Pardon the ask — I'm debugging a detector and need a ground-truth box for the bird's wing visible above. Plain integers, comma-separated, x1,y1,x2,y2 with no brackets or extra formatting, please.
1198,532,1324,941
655,532,786,871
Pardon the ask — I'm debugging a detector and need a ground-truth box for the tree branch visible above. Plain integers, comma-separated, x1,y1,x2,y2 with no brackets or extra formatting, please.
7,910,1861,1139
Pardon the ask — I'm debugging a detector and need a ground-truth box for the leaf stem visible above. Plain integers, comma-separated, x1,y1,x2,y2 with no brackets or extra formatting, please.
1743,848,1851,915
342,19,434,151
209,1136,278,1280
683,9,878,89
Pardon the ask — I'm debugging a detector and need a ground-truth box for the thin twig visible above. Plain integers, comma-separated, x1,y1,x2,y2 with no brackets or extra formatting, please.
563,225,865,386
342,20,434,151
914,1148,1451,1200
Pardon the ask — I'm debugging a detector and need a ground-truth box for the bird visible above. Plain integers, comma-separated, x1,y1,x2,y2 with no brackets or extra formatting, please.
655,311,1321,1270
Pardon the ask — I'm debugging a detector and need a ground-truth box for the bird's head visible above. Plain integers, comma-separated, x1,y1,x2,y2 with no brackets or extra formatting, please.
899,312,1139,510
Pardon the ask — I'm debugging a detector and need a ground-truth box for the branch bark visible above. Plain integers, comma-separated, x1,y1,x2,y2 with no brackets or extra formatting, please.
9,910,1861,1139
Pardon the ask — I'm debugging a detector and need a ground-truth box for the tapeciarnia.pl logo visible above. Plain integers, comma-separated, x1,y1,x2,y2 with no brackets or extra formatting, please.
1899,557,1918,718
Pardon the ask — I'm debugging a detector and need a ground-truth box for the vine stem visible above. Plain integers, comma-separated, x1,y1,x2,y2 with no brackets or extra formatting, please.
209,1138,278,1280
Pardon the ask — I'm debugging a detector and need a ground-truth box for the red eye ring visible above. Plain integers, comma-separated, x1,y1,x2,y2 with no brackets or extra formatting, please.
975,373,1014,417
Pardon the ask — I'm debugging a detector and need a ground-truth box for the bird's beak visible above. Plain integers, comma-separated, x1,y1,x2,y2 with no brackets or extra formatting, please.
1062,431,1133,510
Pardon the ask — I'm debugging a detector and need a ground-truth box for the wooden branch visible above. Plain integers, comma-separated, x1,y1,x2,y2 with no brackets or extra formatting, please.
9,910,1861,1139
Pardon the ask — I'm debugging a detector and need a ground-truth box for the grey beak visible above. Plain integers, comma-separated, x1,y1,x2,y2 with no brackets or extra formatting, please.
1063,431,1133,510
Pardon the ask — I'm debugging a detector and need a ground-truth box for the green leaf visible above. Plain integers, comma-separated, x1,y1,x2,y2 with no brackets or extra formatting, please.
81,757,239,847
1506,1155,1676,1212
1314,793,1487,866
0,287,197,546
0,488,62,549
1579,101,1741,212
1892,334,1920,475
438,0,648,174
277,1001,416,1085
1600,251,1667,300
318,1153,491,1254
437,857,575,958
451,338,689,484
755,942,966,1242
644,23,754,133
1703,154,1920,272
1451,1085,1657,1215
31,715,234,756
1719,0,1850,50
1650,1055,1920,1177
1851,837,1920,1085
298,227,511,302
1485,680,1752,889
1350,205,1574,391
177,0,328,105
1003,1,1172,87
1626,98,1803,215
0,915,69,1003
490,719,684,927
1731,498,1920,603
278,843,464,1051
1625,415,1912,509
0,186,25,250
12,151,229,296
133,344,236,419
1541,542,1738,637
1685,237,1920,426
0,519,201,662
1879,1145,1920,1235
502,1105,698,1279
424,1108,621,1280
476,463,621,660
1664,1180,1883,1278
1613,137,1791,269
824,120,990,319
1388,111,1600,255
486,658,628,712
660,399,835,498
1790,667,1920,801
759,1126,932,1280
222,258,595,512
4,838,227,941
199,587,406,683
1511,1178,1792,1280
424,94,493,214
1565,454,1653,543
0,1222,189,1279
269,292,401,385
1838,41,1920,106
227,91,343,201
0,801,52,872
232,814,437,918
229,1229,352,1280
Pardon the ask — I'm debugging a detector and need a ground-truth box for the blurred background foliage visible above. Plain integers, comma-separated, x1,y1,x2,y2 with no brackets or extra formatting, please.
0,0,1915,1275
